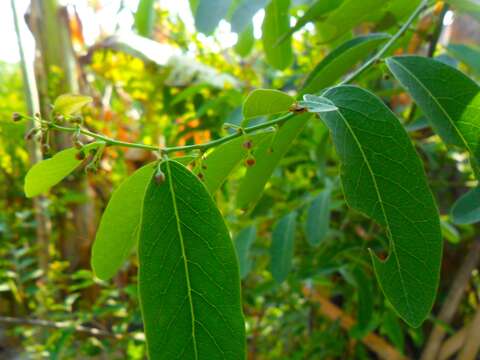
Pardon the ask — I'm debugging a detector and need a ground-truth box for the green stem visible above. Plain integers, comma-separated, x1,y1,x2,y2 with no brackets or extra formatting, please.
339,0,429,86
49,113,291,154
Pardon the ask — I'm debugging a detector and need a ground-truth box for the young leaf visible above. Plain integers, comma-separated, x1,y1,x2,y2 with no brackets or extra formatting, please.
450,187,480,225
386,56,480,176
235,23,254,58
199,131,273,193
305,188,331,246
243,89,295,119
270,212,297,283
195,0,233,35
135,0,156,37
53,94,92,116
236,113,311,210
139,160,245,359
234,226,257,279
230,0,269,33
447,43,480,76
262,0,293,70
299,94,338,113
91,163,156,281
24,144,96,198
320,85,442,327
301,33,390,95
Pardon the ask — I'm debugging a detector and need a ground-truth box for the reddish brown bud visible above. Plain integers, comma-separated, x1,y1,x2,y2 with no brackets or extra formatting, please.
245,157,256,167
12,112,23,122
197,172,204,180
75,151,86,160
242,139,253,149
154,169,166,184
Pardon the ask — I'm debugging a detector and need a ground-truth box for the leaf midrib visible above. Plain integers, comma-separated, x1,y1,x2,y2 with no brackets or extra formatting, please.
166,161,199,359
333,106,414,320
391,58,474,156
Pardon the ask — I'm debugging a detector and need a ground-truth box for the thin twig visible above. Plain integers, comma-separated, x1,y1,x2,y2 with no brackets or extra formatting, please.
339,0,429,85
0,316,124,340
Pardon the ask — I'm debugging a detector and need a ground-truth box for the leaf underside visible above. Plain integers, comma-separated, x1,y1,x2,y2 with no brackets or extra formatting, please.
321,85,442,327
139,160,245,359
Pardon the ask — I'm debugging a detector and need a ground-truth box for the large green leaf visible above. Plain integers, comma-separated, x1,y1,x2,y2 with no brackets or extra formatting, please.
195,0,233,35
270,212,297,283
301,33,390,95
243,89,294,119
315,0,390,43
262,0,292,70
139,160,245,359
320,85,442,327
447,43,480,76
277,0,343,44
450,187,480,225
230,0,269,33
387,56,480,176
236,113,311,210
305,188,331,246
198,131,273,193
234,226,257,279
91,163,156,281
135,0,156,37
24,144,97,198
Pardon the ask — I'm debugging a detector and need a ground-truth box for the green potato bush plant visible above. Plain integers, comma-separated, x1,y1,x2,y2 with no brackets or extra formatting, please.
14,0,480,358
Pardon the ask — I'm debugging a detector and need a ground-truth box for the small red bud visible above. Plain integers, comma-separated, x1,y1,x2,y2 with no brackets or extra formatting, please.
75,151,86,160
154,169,166,184
74,139,84,149
12,112,23,122
245,157,256,167
242,139,253,149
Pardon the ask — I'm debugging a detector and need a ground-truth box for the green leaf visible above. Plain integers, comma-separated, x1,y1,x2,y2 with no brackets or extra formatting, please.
386,56,480,177
236,113,311,210
135,0,156,37
234,23,254,58
139,160,245,359
91,163,156,281
53,94,92,116
299,94,338,113
24,144,96,198
451,187,480,225
305,188,331,246
382,311,405,353
351,267,374,337
276,0,342,45
301,33,390,95
199,131,274,193
315,0,390,43
321,85,442,327
234,226,257,279
262,0,293,70
270,212,297,283
447,43,480,76
243,89,295,119
195,0,233,35
230,0,269,33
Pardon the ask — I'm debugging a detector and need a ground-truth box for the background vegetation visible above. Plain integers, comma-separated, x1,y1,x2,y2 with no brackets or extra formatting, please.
1,0,480,359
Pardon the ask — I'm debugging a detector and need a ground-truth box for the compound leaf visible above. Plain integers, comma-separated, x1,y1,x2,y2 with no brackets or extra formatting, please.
91,163,156,280
320,85,442,327
139,160,245,359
